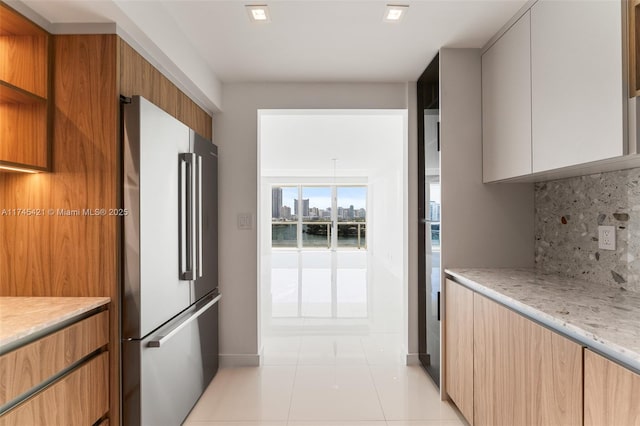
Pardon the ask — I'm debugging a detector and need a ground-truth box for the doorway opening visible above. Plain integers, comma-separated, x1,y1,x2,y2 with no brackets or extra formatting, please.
258,110,407,364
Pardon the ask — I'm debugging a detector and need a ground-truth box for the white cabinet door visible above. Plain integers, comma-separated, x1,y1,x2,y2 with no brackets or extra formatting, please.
482,11,532,182
531,0,624,173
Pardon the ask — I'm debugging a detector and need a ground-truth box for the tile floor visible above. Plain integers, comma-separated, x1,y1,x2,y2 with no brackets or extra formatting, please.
183,334,465,426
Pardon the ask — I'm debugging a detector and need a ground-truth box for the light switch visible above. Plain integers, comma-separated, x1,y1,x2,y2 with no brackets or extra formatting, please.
237,213,253,230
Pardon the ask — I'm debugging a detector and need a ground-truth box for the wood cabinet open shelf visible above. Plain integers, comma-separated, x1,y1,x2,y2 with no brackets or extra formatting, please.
0,80,47,104
0,2,50,171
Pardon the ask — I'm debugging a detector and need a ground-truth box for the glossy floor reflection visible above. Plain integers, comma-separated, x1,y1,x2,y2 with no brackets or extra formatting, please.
184,335,465,426
264,250,403,336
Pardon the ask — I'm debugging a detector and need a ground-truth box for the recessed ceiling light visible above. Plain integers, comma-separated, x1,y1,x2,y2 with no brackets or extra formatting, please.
246,5,271,23
384,4,408,22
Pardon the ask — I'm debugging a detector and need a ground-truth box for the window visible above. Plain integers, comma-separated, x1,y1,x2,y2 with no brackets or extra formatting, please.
301,186,332,248
271,185,367,250
271,186,298,247
336,186,366,249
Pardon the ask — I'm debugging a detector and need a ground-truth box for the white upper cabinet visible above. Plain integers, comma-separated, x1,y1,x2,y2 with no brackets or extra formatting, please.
482,0,626,182
482,12,532,183
531,0,624,173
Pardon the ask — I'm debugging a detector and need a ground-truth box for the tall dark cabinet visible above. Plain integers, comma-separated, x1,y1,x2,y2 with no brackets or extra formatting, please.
417,53,440,385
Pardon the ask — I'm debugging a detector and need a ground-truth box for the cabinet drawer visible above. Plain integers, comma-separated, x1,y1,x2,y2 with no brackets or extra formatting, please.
0,352,108,426
0,310,108,405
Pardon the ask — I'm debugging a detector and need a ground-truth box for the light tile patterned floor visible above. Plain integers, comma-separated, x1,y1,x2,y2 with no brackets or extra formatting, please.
184,335,465,426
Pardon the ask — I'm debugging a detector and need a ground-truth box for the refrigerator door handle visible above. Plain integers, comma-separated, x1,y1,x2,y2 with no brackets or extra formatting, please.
179,153,197,280
197,154,203,278
147,293,221,348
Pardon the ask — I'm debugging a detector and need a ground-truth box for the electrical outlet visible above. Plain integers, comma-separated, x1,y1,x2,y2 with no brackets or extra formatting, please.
598,225,616,250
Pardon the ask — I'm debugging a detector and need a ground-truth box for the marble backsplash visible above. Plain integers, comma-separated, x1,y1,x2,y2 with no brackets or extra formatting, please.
535,168,640,292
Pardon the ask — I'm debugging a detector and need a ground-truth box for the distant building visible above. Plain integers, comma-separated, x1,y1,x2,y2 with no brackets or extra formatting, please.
294,199,310,217
349,205,355,219
357,208,366,219
280,205,291,220
309,207,319,218
272,187,282,218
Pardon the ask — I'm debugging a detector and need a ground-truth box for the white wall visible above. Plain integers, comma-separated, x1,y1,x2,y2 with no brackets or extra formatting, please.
260,112,405,176
215,83,417,365
440,50,534,269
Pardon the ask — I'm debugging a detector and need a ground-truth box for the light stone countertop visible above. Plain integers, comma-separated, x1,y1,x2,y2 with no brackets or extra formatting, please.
0,297,110,354
446,268,640,372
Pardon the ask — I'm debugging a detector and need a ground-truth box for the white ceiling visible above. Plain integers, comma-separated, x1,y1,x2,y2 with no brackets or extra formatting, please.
14,0,526,107
163,0,526,82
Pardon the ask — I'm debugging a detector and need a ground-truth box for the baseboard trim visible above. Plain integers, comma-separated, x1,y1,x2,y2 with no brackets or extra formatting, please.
405,353,420,366
219,353,261,367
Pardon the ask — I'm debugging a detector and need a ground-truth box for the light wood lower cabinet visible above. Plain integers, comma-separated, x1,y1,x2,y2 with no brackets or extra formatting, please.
538,332,583,425
445,280,582,426
474,293,582,426
584,349,640,426
473,292,529,426
444,279,474,423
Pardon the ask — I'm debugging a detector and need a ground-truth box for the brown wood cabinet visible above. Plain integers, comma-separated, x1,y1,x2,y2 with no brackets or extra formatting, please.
0,310,109,426
0,310,108,406
585,349,640,426
0,353,108,426
119,39,212,140
444,278,474,423
0,3,50,171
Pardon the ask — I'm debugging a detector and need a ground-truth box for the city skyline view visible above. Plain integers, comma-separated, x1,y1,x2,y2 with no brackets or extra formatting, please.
272,186,367,221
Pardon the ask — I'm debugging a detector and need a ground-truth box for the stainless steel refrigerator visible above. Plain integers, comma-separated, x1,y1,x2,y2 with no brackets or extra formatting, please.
121,95,219,426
